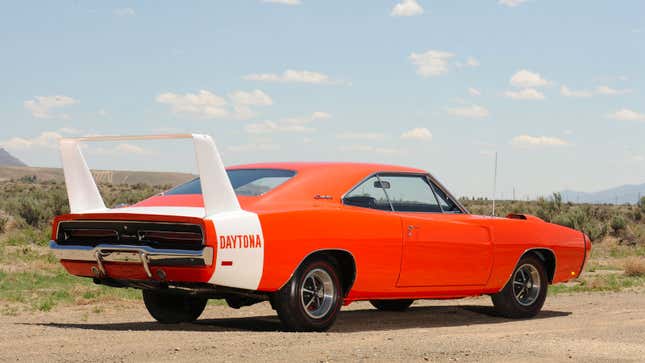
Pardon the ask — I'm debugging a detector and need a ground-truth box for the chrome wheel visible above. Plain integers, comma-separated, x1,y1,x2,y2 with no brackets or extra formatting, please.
512,263,541,306
300,268,335,319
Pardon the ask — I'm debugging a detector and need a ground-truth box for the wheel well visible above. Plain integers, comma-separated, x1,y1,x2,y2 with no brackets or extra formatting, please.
523,249,556,283
303,250,356,297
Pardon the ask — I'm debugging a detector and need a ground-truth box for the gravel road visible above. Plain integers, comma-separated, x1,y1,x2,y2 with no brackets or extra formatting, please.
1,291,643,362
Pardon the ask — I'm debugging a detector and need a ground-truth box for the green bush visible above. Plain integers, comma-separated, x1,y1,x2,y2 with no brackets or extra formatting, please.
610,215,627,234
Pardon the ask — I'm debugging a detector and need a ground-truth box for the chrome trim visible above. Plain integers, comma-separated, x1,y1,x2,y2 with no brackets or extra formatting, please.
340,171,468,214
50,241,214,269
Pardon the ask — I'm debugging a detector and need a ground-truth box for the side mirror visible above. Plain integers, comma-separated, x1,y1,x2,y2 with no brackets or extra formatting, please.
374,180,391,189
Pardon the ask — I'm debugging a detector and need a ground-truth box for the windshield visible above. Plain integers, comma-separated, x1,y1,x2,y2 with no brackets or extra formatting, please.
165,168,295,197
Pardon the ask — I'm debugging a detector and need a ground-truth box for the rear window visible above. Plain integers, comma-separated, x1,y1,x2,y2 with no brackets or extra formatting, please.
165,169,295,197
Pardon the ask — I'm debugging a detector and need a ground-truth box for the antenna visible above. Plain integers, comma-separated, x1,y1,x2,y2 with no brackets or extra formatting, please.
492,152,498,216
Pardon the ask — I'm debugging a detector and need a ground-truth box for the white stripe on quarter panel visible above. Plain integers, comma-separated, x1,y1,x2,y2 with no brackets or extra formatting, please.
208,210,264,290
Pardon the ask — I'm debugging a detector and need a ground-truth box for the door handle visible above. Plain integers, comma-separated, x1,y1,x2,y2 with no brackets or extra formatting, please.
407,225,419,237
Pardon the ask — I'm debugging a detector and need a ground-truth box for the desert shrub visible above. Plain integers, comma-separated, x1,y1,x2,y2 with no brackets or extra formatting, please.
0,214,8,234
610,215,627,234
624,257,645,277
639,197,645,213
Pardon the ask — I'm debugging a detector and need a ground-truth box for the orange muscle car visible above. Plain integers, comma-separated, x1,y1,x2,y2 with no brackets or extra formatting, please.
50,134,591,331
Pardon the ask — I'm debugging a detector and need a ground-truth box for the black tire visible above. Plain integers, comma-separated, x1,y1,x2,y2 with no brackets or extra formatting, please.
142,290,207,324
370,299,414,311
273,259,343,332
491,254,548,319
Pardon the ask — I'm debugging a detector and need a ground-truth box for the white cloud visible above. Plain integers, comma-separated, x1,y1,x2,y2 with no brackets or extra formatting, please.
1,128,84,151
227,143,280,152
338,145,403,154
91,143,153,156
510,70,550,88
596,85,631,95
245,112,329,134
401,127,432,141
391,0,424,17
336,132,385,140
113,8,135,16
505,88,545,100
468,87,481,96
156,90,228,119
24,95,79,119
229,89,273,119
607,109,645,122
409,50,454,77
499,0,527,7
511,135,570,147
447,104,490,118
311,111,332,120
229,90,272,107
261,0,301,5
559,84,631,98
457,57,480,68
560,85,593,98
243,69,346,85
157,89,273,119
1,131,63,150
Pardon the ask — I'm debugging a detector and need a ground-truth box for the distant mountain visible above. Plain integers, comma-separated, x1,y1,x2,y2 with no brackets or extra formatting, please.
0,148,27,167
561,183,645,205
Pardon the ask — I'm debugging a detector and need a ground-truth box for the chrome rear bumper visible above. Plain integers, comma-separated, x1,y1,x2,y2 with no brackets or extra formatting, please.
49,241,213,278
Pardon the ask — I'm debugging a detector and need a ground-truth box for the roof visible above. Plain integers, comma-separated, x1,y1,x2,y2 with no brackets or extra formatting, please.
226,162,430,206
227,162,426,174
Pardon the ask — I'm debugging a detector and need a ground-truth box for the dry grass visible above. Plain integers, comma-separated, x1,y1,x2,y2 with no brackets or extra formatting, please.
624,257,645,277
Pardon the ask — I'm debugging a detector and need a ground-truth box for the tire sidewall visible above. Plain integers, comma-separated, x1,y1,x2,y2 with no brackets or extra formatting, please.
497,255,548,317
278,259,343,331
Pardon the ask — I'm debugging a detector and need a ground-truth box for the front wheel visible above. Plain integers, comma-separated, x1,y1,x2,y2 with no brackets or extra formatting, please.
142,290,207,324
273,259,343,332
491,255,548,318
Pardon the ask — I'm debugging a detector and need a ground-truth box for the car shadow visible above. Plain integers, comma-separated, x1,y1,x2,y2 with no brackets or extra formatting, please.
24,305,571,333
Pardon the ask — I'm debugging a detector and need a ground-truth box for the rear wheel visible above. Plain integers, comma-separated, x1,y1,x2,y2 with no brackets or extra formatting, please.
491,255,548,318
273,259,343,332
370,299,414,311
142,290,207,324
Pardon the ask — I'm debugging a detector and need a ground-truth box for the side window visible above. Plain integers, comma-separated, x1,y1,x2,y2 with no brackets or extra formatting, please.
377,175,442,213
429,179,463,214
343,176,392,211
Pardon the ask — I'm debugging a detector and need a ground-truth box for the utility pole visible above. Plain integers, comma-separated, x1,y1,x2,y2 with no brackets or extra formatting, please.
492,152,498,216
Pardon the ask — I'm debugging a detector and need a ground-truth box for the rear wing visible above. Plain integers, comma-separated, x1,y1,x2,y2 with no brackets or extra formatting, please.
59,134,240,217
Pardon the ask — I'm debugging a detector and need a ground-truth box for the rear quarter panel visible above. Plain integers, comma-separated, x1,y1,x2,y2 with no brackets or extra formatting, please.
256,204,403,297
482,217,585,292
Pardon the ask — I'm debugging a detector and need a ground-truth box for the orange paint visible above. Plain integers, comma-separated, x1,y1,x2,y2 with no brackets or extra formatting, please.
52,162,588,302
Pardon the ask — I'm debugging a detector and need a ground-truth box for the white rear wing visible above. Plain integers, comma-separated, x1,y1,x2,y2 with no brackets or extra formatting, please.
59,133,240,217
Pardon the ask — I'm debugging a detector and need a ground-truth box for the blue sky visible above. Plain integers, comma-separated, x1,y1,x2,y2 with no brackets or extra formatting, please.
1,0,644,199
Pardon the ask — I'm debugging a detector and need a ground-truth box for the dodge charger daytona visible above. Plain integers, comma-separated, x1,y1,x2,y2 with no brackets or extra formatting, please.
50,134,591,331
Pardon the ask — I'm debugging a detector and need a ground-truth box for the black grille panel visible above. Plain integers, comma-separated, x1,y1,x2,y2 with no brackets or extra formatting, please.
56,220,204,250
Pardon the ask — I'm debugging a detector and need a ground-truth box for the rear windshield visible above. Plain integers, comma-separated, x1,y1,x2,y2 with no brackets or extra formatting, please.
165,168,296,197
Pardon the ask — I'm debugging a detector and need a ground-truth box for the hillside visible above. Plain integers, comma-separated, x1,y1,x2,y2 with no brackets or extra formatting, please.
0,149,26,167
561,183,645,205
0,166,194,186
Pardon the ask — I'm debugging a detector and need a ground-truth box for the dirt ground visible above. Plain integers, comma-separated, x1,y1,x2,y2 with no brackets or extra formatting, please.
1,292,644,363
